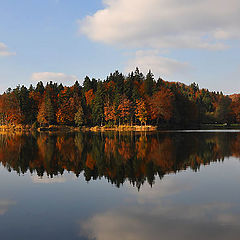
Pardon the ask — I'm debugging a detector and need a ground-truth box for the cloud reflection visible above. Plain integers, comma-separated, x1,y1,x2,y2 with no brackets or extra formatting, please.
31,174,77,184
80,202,240,240
79,174,240,240
0,200,16,216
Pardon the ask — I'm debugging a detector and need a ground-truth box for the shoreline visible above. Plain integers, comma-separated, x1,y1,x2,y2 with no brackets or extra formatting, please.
0,123,240,133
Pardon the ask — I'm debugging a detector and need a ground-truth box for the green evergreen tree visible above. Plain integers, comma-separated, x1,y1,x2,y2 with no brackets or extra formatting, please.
83,76,92,92
124,72,134,100
45,93,55,124
144,70,154,96
36,81,45,94
215,96,233,124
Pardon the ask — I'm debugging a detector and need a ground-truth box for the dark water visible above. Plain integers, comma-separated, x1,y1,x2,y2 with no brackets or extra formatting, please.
1,131,240,240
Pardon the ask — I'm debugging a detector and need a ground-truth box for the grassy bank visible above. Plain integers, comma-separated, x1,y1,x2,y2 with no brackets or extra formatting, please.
1,123,240,133
0,124,32,133
89,125,157,132
0,124,157,133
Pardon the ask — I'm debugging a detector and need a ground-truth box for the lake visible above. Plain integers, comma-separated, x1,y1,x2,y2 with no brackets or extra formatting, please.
0,131,240,240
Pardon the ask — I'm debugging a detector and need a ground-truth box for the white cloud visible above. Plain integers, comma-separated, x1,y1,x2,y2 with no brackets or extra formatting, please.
31,72,78,84
125,50,191,79
0,42,16,56
79,0,240,50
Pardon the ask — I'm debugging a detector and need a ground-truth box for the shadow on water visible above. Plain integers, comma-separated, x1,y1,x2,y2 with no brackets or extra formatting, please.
0,131,239,189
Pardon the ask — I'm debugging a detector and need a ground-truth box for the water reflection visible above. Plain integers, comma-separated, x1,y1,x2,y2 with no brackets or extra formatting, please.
0,132,239,189
0,200,16,216
80,158,240,240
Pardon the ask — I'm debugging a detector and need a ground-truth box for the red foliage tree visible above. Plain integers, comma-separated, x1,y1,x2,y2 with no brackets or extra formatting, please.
85,89,95,106
149,88,174,124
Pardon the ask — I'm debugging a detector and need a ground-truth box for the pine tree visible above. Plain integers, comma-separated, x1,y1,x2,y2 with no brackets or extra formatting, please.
144,70,154,96
37,101,48,126
45,95,55,124
36,81,45,95
83,76,92,92
124,72,134,100
75,104,84,126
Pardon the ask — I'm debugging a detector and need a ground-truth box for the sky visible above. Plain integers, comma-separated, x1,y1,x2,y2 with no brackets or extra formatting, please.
0,0,240,94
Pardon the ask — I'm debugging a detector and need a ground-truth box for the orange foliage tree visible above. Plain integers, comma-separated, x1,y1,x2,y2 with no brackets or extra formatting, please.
104,101,116,124
85,89,95,106
149,88,174,124
135,99,148,126
56,97,76,125
117,96,132,125
4,93,23,124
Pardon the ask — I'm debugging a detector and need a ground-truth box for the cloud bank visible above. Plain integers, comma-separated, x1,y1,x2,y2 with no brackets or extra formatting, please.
79,0,240,50
31,72,78,84
125,50,191,79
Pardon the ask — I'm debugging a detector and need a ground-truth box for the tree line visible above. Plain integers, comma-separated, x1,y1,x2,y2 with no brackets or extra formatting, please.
0,68,239,128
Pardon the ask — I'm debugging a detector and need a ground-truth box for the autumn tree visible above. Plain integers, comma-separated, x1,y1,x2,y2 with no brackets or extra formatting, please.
85,89,95,106
92,82,105,126
149,88,174,125
3,91,23,124
135,99,148,126
104,101,116,125
56,97,76,125
117,96,132,125
56,88,78,125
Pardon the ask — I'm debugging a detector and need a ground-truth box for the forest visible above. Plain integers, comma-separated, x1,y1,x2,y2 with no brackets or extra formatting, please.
0,68,240,128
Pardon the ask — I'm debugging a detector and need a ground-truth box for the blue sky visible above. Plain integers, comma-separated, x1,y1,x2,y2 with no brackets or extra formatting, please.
0,0,240,94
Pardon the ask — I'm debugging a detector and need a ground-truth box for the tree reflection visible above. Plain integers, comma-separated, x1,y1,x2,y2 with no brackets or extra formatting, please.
0,132,239,189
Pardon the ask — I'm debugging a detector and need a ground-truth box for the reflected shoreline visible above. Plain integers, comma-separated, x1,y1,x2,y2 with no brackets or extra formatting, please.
0,131,239,189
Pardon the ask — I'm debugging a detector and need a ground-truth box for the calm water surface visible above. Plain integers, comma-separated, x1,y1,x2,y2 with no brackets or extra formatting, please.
0,131,240,240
